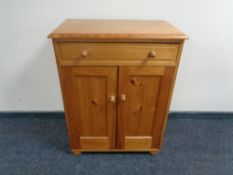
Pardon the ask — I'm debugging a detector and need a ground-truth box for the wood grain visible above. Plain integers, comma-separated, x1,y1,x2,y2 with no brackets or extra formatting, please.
158,43,185,149
48,19,188,41
80,137,109,150
49,20,187,154
62,67,117,150
52,41,80,149
124,136,152,149
118,66,174,150
58,59,176,66
58,43,179,61
151,67,175,148
72,148,159,154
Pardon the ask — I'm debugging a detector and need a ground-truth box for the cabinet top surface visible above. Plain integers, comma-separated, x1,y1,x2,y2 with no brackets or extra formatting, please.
48,19,188,41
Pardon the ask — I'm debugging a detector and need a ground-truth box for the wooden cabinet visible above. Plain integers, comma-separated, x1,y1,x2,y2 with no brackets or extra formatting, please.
49,20,187,155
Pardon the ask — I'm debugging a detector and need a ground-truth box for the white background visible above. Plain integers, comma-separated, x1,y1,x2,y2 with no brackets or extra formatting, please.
0,0,233,111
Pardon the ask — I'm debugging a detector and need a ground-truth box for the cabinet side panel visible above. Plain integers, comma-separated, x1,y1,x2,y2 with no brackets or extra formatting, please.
155,43,185,148
52,40,80,149
151,67,175,148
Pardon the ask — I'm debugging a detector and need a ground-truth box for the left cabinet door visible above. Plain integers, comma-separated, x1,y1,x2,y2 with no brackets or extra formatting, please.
61,66,117,151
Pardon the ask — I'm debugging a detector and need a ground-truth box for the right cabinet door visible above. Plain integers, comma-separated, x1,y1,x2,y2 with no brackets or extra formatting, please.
118,66,174,150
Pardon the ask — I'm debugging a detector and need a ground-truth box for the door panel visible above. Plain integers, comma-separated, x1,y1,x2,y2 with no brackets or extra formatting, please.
118,66,174,150
126,76,161,136
62,67,117,150
75,76,107,136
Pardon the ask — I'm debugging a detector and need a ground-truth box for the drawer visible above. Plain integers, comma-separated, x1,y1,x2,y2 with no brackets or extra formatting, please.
58,43,179,61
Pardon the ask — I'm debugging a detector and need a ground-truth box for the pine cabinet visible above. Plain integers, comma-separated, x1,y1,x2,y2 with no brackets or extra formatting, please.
49,20,187,155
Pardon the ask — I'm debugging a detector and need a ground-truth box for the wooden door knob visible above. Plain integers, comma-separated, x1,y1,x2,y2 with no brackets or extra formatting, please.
120,94,126,101
148,50,156,58
81,50,88,58
109,95,116,103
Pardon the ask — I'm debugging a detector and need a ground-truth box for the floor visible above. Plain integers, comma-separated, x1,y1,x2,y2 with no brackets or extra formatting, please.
0,113,233,175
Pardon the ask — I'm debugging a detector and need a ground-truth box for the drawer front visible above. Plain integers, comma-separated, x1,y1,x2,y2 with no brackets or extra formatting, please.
58,43,179,61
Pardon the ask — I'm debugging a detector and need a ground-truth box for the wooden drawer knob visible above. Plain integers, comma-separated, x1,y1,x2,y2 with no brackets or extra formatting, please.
148,50,156,58
81,50,88,58
120,94,126,102
109,95,116,103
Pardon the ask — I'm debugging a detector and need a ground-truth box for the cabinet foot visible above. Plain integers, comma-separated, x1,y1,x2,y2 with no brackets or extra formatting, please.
72,149,81,155
150,150,159,155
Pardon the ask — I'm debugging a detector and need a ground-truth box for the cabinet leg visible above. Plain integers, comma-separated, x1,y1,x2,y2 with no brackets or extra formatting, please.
72,149,81,156
150,150,159,155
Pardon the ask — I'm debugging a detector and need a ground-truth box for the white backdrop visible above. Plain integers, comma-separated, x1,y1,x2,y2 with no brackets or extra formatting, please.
0,0,233,111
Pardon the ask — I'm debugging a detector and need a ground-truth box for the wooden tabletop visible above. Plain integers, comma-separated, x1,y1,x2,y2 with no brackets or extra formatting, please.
48,19,188,41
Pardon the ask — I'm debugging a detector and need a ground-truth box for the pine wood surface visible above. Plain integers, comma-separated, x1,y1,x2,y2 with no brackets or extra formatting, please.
49,20,187,154
48,19,188,41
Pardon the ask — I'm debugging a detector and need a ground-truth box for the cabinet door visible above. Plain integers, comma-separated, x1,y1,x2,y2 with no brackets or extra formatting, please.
118,66,174,150
62,67,117,150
